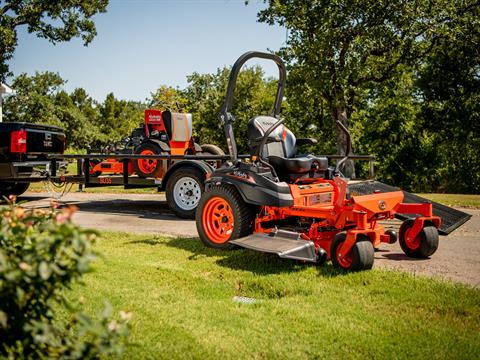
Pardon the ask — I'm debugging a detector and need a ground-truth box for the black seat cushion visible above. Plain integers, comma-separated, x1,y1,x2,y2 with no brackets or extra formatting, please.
268,155,329,175
268,155,313,174
247,115,329,179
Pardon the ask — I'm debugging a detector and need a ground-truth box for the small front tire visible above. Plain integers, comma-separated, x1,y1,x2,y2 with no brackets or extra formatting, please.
399,220,439,258
331,233,374,271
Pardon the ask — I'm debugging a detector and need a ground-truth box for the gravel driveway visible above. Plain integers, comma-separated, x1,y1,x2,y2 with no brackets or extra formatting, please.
20,191,480,287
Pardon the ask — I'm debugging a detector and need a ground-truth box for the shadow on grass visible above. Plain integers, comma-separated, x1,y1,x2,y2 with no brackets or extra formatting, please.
126,235,346,278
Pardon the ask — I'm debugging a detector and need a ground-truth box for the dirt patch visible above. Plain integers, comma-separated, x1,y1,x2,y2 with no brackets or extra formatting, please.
19,192,480,287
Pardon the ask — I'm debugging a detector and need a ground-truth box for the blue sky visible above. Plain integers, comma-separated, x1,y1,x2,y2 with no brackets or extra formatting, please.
9,0,286,102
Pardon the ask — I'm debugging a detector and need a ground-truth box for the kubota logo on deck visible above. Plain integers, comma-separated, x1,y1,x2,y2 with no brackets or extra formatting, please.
378,200,386,210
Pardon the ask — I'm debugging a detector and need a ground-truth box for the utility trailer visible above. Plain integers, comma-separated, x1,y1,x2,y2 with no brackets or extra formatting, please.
43,153,376,219
2,147,470,235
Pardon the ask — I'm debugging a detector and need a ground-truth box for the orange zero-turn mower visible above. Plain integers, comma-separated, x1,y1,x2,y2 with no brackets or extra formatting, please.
85,109,224,179
195,51,441,271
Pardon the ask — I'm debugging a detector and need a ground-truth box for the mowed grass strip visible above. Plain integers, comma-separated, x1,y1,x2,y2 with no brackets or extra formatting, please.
418,193,480,209
66,232,480,359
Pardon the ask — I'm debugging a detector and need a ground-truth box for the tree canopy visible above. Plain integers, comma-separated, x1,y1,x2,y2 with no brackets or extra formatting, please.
255,0,479,177
0,0,108,81
3,71,145,149
1,0,478,193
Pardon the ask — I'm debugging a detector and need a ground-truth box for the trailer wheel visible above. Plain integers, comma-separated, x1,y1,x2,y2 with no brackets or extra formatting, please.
0,182,30,199
133,142,163,178
331,233,374,271
399,220,439,258
196,184,253,249
200,144,224,169
166,167,204,219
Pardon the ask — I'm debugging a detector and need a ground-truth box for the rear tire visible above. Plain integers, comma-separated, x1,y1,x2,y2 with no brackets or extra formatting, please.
200,144,224,169
0,182,30,198
399,220,439,258
196,184,254,249
331,233,374,271
166,167,204,219
133,142,164,178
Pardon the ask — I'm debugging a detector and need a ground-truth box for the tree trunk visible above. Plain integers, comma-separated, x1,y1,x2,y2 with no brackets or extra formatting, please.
333,106,356,178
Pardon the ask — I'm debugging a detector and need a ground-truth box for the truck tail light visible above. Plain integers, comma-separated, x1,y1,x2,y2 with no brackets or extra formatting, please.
11,129,27,153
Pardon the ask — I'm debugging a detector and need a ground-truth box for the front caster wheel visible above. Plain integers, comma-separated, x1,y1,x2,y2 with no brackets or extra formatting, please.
385,229,398,244
399,220,439,258
196,184,253,249
331,233,374,271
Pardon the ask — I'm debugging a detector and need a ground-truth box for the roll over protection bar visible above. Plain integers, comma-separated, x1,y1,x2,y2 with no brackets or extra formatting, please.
219,51,287,162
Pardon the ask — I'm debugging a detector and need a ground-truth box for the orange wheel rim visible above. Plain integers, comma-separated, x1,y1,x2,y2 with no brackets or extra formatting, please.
138,149,157,174
202,197,234,244
336,243,353,268
404,228,420,250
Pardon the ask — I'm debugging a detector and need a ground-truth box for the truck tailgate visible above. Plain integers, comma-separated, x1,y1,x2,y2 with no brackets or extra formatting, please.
26,125,65,154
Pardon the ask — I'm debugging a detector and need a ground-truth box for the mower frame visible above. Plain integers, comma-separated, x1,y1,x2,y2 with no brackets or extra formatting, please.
196,51,441,271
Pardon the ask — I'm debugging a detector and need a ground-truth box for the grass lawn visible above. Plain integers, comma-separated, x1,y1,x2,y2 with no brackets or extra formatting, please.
66,231,480,359
418,193,480,209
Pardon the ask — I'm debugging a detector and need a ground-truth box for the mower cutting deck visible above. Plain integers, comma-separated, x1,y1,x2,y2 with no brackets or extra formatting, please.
349,180,471,235
195,51,449,272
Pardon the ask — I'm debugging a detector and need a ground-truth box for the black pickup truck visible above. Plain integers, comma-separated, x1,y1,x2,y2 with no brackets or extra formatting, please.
0,122,65,197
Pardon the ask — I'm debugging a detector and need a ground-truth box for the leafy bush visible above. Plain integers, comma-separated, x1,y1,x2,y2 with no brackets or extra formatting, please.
0,197,130,359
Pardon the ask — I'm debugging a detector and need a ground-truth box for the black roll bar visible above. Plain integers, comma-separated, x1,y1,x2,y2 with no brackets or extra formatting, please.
219,51,287,162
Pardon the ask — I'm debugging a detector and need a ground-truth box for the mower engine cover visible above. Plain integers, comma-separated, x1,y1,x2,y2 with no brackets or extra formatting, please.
162,110,193,142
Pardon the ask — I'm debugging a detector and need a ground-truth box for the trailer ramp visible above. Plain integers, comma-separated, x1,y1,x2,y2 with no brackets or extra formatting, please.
348,181,471,235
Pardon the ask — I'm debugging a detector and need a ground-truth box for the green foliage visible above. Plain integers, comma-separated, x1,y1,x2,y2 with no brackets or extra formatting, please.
67,231,480,358
149,85,189,111
96,92,145,145
255,0,479,181
3,72,146,149
182,66,278,153
0,0,108,81
0,199,129,359
351,3,480,193
415,5,480,193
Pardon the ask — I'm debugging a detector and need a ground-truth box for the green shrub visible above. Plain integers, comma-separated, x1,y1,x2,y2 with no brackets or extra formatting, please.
0,197,130,359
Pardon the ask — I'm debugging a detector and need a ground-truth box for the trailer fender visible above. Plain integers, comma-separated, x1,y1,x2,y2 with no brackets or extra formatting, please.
160,160,214,190
193,142,203,153
143,139,170,152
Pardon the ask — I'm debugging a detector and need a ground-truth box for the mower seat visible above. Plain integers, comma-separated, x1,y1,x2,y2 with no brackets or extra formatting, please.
268,155,328,174
247,116,328,179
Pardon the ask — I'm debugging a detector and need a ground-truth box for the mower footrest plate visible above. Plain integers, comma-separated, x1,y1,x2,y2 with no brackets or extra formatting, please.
231,234,317,262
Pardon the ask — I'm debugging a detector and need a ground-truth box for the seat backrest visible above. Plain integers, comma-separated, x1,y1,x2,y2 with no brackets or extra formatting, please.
162,110,193,142
247,116,296,158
